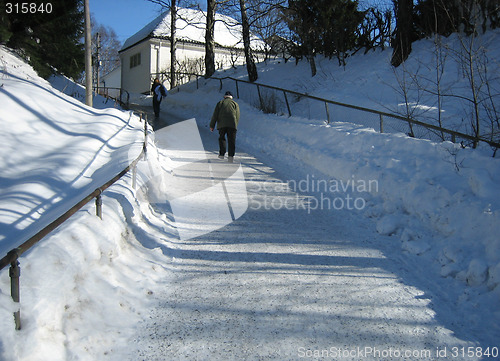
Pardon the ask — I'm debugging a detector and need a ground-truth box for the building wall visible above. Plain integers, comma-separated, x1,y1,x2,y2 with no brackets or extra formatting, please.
120,41,152,94
121,38,266,94
99,66,122,99
100,67,121,89
150,39,208,88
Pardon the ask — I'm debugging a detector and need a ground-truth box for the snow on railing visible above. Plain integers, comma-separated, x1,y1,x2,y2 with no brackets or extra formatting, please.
0,111,149,330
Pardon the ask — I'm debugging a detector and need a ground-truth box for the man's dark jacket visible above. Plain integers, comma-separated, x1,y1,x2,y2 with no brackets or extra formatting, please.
210,97,240,130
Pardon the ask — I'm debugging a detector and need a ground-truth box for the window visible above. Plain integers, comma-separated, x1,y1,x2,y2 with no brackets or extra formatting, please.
130,52,141,68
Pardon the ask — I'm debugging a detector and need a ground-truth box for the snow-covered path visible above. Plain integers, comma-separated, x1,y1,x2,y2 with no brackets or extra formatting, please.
131,114,480,360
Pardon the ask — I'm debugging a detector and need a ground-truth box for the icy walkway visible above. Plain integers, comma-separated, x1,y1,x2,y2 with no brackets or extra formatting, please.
132,114,479,360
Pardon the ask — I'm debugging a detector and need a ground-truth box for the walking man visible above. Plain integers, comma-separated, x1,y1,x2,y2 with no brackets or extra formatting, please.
151,78,167,119
210,91,240,163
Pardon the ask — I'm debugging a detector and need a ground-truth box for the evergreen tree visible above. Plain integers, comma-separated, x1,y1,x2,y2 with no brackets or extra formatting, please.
391,0,414,67
3,0,84,79
414,0,500,37
0,2,13,43
318,0,364,66
286,0,365,73
286,0,323,75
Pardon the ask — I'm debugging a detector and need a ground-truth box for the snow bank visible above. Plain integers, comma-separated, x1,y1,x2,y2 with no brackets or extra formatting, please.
0,46,144,255
0,142,173,360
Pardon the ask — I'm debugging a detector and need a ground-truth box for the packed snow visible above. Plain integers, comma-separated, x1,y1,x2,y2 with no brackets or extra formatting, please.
0,27,499,361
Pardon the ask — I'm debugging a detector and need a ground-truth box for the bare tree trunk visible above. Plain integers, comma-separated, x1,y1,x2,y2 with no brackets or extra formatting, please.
170,0,177,88
307,54,317,77
465,34,481,148
391,0,413,67
239,0,258,82
205,0,216,78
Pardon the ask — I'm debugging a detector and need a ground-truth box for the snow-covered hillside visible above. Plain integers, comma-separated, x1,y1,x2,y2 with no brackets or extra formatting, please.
0,27,499,360
234,29,500,143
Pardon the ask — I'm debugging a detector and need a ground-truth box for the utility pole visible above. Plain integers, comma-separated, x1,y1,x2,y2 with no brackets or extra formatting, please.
84,0,93,106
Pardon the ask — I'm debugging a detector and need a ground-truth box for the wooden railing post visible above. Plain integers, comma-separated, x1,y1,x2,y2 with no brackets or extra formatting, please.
379,114,384,133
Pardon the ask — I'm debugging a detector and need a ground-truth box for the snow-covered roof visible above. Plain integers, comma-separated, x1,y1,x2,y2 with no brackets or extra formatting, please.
121,8,265,52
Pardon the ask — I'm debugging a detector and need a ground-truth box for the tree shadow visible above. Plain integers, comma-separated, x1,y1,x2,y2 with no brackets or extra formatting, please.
0,74,143,255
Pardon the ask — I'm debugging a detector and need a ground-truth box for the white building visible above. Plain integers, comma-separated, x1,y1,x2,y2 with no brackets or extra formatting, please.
119,8,266,94
99,66,121,89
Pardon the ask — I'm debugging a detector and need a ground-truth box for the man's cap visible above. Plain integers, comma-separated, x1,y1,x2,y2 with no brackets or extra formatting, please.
224,91,233,97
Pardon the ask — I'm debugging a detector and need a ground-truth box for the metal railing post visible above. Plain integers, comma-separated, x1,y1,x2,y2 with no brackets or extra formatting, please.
325,102,331,124
257,85,263,110
143,114,148,160
8,250,21,330
95,190,103,219
283,91,292,117
379,114,384,133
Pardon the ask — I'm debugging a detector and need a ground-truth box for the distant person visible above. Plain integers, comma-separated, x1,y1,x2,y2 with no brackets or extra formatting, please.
151,78,167,119
210,91,240,163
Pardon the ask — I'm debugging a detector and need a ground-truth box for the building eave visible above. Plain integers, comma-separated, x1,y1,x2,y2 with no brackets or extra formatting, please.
120,35,267,55
118,34,153,54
